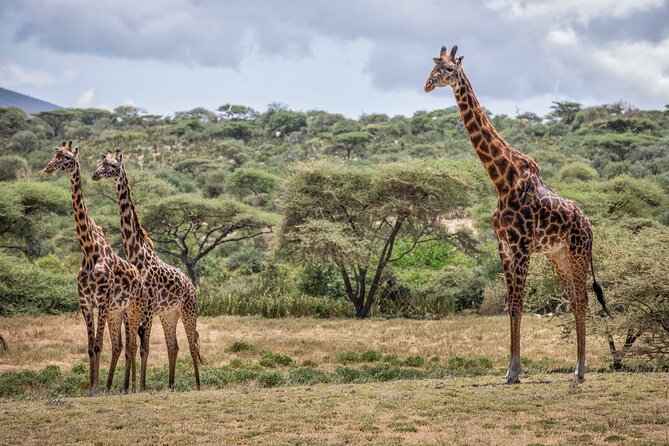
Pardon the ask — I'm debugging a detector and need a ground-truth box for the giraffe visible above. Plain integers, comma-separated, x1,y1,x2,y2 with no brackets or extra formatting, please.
91,151,202,390
43,141,148,395
424,45,610,384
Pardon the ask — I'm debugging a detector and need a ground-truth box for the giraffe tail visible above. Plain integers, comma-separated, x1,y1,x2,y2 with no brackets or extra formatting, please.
196,330,204,365
590,256,612,318
0,334,7,351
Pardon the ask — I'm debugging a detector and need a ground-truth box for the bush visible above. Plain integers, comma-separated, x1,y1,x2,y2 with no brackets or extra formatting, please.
0,155,29,181
0,254,78,316
559,162,598,182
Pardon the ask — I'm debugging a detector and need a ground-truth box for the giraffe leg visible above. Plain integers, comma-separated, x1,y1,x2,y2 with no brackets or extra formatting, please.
180,296,201,390
80,303,97,396
569,251,591,383
105,310,124,392
500,245,530,384
123,311,134,393
547,247,584,382
124,301,144,393
91,303,108,396
161,310,180,390
139,313,153,392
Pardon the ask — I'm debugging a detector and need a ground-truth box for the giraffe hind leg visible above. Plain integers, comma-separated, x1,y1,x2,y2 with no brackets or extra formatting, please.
547,247,586,383
180,298,201,390
161,310,180,390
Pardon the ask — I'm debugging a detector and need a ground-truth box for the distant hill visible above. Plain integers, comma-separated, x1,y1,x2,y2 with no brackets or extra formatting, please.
0,87,62,114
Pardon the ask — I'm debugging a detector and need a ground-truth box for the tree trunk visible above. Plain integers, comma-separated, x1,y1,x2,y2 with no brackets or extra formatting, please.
186,262,199,287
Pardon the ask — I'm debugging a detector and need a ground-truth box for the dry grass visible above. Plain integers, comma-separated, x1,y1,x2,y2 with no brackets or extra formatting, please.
0,314,611,373
0,315,667,445
0,373,666,445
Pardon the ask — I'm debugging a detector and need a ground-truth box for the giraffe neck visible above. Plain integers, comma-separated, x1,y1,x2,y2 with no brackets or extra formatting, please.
70,161,96,253
453,70,538,196
116,166,149,264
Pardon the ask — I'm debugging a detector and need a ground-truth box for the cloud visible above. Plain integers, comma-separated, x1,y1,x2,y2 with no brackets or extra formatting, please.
76,88,95,107
4,0,669,108
547,29,579,46
0,61,56,87
485,0,665,25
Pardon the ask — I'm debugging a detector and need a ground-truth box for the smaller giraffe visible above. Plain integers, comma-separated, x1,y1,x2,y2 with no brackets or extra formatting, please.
43,142,148,395
92,151,202,390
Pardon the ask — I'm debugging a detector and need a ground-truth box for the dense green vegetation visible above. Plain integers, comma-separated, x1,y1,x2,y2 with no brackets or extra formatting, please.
0,101,667,366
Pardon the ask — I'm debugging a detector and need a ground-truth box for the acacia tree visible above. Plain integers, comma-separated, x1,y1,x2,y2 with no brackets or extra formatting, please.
280,161,476,318
142,195,279,285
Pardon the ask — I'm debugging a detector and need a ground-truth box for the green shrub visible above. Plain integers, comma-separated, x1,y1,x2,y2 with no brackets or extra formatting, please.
0,254,78,316
559,162,598,182
256,371,285,388
258,352,293,368
0,155,29,181
225,341,257,353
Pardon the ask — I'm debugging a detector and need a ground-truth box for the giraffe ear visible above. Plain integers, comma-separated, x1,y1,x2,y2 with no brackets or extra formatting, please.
456,55,464,65
116,152,123,162
100,154,106,161
53,147,59,152
72,146,79,156
433,57,441,64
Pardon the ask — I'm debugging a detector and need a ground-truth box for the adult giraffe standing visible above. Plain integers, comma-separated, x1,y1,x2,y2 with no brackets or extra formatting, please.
92,151,202,390
43,142,148,394
424,45,610,383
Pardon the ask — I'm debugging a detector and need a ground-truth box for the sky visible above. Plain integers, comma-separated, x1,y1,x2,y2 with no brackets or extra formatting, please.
1,0,668,118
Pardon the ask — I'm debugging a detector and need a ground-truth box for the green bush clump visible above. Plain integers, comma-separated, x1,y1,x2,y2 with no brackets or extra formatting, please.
0,254,78,316
258,352,293,368
225,341,257,353
256,371,285,388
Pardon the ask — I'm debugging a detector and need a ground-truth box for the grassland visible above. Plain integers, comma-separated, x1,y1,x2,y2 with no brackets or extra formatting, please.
0,315,667,445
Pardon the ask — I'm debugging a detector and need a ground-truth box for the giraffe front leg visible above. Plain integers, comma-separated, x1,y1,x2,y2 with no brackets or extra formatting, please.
80,303,97,395
500,245,529,385
91,302,109,396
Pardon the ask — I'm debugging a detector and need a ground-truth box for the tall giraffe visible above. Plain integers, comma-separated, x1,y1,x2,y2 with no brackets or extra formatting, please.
92,151,202,390
424,46,610,383
43,141,148,394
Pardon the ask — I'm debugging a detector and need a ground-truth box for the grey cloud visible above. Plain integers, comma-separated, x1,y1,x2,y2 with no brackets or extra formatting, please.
5,0,669,106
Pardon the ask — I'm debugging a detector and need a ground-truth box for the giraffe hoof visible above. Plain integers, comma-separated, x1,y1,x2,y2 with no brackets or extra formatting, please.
573,374,585,384
88,386,100,396
505,377,521,384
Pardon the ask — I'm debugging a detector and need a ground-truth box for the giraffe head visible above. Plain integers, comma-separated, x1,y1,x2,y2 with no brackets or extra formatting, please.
91,150,123,181
43,141,79,174
424,45,464,92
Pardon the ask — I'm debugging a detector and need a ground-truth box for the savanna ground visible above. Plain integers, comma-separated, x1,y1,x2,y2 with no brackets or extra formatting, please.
0,315,667,445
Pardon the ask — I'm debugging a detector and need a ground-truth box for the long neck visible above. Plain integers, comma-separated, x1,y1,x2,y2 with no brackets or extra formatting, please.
453,70,538,196
116,166,149,264
70,161,96,253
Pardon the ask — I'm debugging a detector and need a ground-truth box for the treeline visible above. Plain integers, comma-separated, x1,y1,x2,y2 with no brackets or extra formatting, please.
0,100,667,366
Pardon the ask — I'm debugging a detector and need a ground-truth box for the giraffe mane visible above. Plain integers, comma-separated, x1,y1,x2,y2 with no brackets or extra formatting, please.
129,192,155,250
